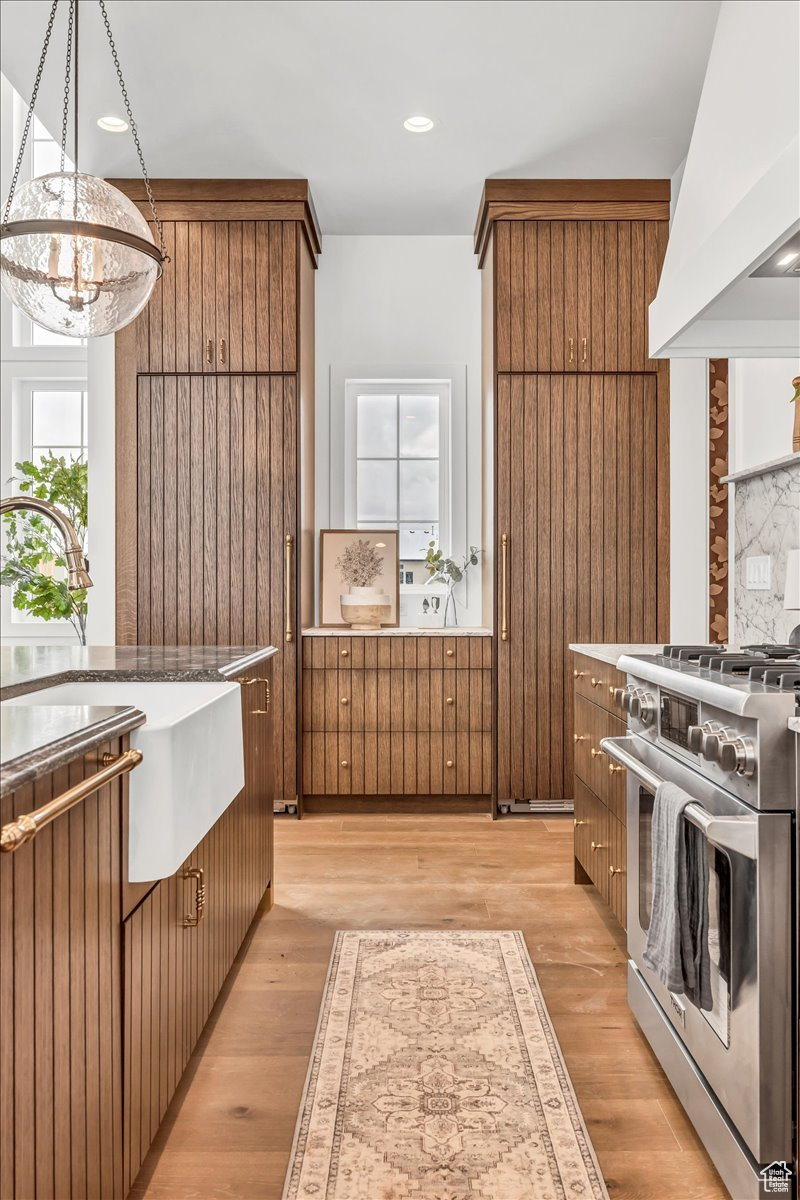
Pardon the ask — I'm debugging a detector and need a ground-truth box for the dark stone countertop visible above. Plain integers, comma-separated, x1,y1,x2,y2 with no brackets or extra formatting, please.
1,704,146,797
0,644,277,798
0,644,279,699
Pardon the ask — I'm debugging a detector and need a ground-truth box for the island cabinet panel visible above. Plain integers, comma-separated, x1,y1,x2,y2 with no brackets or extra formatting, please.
0,736,129,1200
123,676,273,1192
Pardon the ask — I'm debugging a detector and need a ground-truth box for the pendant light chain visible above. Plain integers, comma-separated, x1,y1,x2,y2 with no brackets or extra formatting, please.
98,0,167,260
2,0,60,223
59,0,75,171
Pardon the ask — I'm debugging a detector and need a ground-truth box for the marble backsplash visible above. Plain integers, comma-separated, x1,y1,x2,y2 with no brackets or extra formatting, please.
733,459,800,644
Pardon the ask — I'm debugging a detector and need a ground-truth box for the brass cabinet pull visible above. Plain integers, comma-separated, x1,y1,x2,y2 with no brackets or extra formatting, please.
182,867,205,927
582,336,587,363
590,747,605,759
568,336,574,364
609,864,623,876
591,841,604,852
608,685,615,696
573,733,587,743
446,696,454,705
341,760,349,768
285,534,294,643
573,670,586,679
340,649,350,658
1,749,142,853
590,676,603,688
446,759,454,768
206,337,213,364
240,676,270,711
340,696,349,705
219,337,226,364
573,818,585,828
500,532,509,642
609,763,624,774
446,649,455,658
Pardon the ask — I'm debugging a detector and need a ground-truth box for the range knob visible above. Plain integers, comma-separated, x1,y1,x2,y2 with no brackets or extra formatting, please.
700,728,725,763
687,723,709,754
721,734,756,777
611,687,627,711
629,688,656,725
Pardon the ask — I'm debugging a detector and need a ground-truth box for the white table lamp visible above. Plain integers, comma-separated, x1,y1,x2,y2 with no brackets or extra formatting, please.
785,548,800,646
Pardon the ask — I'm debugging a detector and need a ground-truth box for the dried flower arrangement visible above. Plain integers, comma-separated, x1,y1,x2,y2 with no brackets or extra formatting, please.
335,538,384,588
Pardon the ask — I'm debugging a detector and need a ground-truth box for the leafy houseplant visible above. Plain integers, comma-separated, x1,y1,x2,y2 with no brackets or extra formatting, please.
1,453,89,644
423,542,482,627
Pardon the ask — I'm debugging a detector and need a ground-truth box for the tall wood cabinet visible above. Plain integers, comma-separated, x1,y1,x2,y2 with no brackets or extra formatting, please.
477,181,671,811
114,181,319,811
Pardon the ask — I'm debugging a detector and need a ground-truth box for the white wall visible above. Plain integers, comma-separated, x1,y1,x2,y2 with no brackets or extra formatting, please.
669,359,710,642
85,335,116,644
729,358,799,473
315,235,483,626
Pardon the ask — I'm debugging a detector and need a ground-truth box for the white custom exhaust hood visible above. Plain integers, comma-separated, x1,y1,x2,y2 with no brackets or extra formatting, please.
649,0,800,359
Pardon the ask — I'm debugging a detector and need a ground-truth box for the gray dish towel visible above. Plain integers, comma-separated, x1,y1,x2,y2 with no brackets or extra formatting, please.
642,781,713,1011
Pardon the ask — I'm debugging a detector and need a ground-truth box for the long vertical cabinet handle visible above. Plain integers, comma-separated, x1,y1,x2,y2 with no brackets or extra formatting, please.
582,336,587,363
500,532,509,643
206,338,213,364
285,534,294,643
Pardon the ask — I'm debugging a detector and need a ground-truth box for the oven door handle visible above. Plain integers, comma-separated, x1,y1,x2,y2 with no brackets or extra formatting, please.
600,736,758,861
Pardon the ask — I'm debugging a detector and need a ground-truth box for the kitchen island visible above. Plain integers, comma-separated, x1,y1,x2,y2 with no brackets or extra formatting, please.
0,645,277,1200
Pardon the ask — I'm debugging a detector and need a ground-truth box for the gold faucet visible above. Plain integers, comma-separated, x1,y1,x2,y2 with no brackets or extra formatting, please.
0,496,92,590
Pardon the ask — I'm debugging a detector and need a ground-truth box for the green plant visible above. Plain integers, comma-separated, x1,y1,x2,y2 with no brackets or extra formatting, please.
423,542,481,626
1,453,89,644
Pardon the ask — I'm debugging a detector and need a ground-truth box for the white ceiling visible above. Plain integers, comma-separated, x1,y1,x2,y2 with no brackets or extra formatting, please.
0,0,720,235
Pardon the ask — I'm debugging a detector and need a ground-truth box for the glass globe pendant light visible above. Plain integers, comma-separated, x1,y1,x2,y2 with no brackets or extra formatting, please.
0,0,166,339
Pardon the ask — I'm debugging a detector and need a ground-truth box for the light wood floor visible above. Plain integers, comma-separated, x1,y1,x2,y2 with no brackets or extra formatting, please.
131,813,728,1200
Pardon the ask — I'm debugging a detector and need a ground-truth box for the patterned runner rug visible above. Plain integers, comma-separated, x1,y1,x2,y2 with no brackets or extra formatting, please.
282,930,609,1200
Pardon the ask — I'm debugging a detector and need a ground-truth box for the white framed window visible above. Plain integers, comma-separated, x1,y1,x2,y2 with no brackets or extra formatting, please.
1,73,89,642
343,380,451,562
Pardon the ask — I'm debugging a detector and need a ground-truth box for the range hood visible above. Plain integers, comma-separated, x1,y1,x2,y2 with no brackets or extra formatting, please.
649,0,800,359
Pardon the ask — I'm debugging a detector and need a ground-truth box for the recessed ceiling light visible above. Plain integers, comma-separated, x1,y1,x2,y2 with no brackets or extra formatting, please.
777,251,799,266
97,115,128,133
404,115,434,134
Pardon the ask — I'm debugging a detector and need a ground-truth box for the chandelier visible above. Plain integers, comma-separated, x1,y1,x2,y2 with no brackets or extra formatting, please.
0,0,166,338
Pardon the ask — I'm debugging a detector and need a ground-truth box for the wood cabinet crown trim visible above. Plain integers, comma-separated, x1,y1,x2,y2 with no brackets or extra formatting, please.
474,177,670,258
106,177,321,261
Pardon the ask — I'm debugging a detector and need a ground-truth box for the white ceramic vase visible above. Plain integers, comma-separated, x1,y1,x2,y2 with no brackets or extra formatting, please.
340,586,391,630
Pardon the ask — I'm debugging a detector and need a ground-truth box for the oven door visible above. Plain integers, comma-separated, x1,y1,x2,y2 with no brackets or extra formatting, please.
602,735,792,1167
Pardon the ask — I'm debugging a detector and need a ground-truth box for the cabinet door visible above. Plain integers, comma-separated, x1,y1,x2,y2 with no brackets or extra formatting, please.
496,371,665,806
135,220,298,374
134,373,298,808
495,218,667,374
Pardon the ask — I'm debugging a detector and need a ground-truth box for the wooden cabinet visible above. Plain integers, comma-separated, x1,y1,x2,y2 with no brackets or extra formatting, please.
301,635,492,802
0,734,131,1200
480,180,670,810
494,218,667,373
1,671,273,1199
572,653,627,928
115,180,319,812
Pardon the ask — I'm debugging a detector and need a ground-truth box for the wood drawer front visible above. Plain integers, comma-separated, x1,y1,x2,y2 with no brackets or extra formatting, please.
572,652,626,716
303,730,492,796
302,635,492,670
574,779,611,903
303,668,492,733
573,693,627,820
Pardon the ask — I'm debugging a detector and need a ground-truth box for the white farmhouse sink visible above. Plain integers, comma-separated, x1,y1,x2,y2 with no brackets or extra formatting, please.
6,681,244,882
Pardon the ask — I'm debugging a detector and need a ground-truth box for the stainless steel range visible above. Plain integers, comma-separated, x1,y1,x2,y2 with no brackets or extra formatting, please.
602,644,798,1200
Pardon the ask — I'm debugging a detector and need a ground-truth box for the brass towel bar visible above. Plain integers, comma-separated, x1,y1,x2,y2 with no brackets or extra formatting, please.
0,748,143,854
